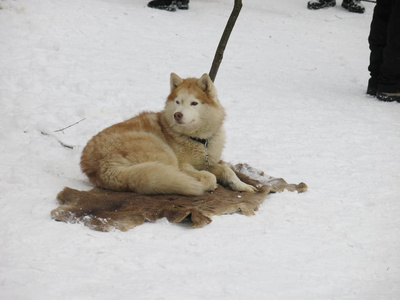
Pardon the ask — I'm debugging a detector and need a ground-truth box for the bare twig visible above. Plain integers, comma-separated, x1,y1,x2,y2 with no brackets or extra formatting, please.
55,118,86,133
209,0,243,82
39,118,85,149
41,131,74,149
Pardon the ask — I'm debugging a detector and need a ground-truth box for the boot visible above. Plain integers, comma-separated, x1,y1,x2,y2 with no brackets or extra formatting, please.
176,0,189,10
377,92,400,102
147,0,189,12
341,0,365,14
307,0,336,10
367,76,379,96
367,76,400,102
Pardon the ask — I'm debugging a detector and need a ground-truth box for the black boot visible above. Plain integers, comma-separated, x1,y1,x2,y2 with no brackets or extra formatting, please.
176,0,189,10
341,0,365,14
307,0,336,10
368,75,400,102
376,92,400,102
147,0,189,12
367,76,379,96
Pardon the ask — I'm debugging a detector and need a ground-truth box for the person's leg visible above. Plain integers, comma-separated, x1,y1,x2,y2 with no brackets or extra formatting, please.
367,0,391,96
377,0,400,100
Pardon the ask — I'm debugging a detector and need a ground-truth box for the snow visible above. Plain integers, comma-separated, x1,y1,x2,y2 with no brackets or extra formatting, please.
1,0,399,299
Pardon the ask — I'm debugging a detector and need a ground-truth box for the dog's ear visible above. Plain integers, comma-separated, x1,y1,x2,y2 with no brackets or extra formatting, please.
170,73,183,92
197,73,214,93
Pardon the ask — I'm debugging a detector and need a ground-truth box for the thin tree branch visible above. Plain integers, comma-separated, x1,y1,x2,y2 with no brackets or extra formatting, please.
41,131,74,149
209,0,243,82
55,118,86,133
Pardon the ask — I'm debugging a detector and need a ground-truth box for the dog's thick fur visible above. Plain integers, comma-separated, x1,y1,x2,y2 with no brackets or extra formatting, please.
80,73,256,196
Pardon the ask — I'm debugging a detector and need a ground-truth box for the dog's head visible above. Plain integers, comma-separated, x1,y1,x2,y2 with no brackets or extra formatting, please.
164,73,225,137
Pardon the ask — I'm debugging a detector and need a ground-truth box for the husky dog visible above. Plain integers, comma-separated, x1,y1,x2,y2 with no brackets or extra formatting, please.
80,73,256,196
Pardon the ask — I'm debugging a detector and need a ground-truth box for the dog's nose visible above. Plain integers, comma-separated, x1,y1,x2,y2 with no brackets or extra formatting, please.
174,112,183,121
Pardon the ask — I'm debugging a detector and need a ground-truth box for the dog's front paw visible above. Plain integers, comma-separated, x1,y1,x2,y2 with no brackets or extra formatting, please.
230,180,258,193
196,171,218,192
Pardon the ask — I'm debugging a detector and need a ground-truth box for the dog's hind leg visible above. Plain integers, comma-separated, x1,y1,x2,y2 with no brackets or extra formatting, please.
101,162,209,196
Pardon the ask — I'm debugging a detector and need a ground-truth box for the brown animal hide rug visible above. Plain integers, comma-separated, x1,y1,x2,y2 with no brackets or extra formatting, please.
51,163,307,231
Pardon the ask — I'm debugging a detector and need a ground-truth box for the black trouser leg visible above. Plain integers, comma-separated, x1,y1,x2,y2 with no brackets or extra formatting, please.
368,0,400,93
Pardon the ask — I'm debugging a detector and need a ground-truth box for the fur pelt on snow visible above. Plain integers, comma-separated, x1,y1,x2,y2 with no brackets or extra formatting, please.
51,163,307,231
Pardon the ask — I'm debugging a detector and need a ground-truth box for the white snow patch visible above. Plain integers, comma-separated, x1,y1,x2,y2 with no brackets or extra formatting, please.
1,0,399,299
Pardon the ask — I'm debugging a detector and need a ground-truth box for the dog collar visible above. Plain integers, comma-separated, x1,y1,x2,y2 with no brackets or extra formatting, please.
190,137,208,145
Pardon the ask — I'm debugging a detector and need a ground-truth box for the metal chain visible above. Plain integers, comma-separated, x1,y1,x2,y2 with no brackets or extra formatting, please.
204,140,210,171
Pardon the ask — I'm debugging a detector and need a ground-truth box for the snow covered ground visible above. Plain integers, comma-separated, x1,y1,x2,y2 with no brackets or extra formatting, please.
1,0,399,299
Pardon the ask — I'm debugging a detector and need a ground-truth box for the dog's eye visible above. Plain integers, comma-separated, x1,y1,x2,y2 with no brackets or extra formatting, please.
191,102,198,106
175,100,180,105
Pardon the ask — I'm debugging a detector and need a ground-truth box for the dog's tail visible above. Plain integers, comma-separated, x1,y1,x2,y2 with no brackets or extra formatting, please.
95,162,208,196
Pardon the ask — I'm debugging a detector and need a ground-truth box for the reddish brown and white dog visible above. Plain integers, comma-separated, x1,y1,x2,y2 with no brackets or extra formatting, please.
80,73,256,195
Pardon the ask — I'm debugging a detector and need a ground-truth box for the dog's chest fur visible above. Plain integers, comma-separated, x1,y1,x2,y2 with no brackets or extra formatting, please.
165,126,225,170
